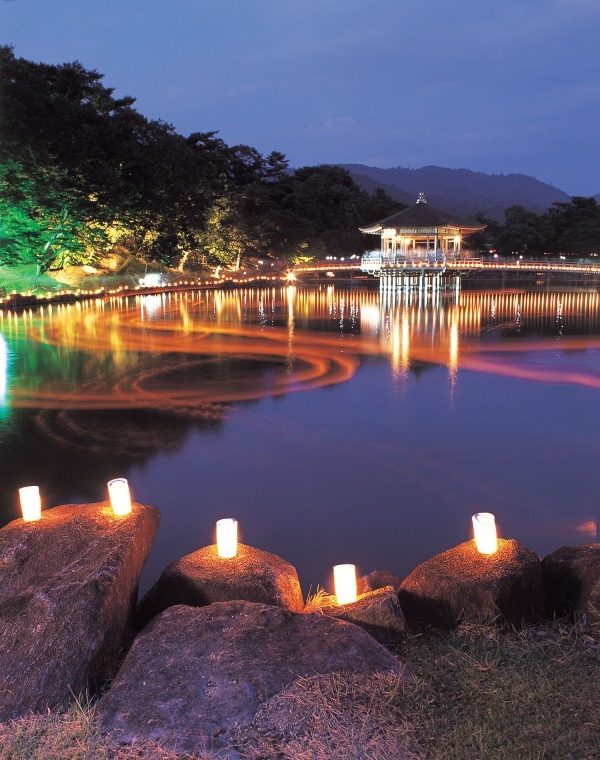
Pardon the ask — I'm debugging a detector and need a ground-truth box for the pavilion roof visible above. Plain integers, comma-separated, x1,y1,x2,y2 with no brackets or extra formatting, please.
360,194,486,234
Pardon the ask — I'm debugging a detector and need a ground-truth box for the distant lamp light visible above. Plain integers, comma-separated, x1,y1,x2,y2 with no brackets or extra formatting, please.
217,518,238,558
472,512,498,554
334,564,357,605
19,486,41,522
108,478,132,516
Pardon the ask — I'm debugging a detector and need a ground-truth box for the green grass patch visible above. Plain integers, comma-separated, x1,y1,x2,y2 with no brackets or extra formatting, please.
399,619,599,759
0,264,70,296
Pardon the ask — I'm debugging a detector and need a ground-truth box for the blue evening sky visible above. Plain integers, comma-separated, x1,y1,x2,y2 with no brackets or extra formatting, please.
2,0,599,196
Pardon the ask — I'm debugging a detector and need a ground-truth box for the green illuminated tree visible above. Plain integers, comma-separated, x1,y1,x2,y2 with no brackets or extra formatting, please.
0,154,110,274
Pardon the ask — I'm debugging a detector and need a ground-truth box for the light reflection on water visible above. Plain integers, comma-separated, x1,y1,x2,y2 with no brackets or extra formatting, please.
0,286,598,594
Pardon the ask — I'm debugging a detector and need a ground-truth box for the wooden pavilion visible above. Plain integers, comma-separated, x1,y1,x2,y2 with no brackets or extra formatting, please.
360,192,485,262
359,193,486,290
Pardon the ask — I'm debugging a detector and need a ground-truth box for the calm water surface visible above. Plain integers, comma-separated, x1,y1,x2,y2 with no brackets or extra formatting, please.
1,285,599,594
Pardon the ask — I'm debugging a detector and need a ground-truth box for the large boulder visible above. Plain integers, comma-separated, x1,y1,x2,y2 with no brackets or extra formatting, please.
358,569,403,595
98,601,406,755
136,543,303,628
398,539,544,629
542,544,600,627
0,502,159,722
307,587,407,646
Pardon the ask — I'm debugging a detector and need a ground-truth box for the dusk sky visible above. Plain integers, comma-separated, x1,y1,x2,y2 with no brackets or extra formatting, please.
2,0,599,196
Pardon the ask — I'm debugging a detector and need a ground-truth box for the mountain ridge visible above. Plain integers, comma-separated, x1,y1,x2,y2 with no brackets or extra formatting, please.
339,164,587,222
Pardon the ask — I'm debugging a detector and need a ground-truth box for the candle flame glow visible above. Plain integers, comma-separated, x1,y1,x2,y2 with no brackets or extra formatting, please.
216,518,238,558
472,512,498,554
334,564,357,605
108,478,132,516
19,485,41,522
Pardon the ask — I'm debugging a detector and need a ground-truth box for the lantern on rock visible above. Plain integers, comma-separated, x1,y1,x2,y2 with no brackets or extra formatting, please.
334,564,357,605
108,478,132,516
19,486,41,522
472,512,498,554
216,518,238,558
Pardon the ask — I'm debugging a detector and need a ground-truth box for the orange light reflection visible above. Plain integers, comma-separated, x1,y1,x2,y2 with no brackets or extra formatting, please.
4,288,600,415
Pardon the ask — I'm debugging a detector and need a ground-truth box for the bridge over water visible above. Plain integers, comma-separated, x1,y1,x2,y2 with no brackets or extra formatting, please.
293,255,600,290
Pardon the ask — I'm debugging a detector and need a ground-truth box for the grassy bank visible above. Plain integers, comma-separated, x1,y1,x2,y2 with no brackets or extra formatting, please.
0,261,177,297
1,619,597,759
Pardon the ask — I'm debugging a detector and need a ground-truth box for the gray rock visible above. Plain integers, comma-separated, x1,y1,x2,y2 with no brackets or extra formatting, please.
136,543,304,629
98,601,405,755
0,502,159,721
398,539,544,629
358,569,403,595
542,544,600,627
308,587,407,646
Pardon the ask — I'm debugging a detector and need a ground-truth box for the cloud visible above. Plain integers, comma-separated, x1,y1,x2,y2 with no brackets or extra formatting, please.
308,116,356,134
224,82,259,99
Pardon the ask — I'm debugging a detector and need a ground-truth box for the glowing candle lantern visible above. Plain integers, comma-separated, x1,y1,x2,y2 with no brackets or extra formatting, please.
472,512,498,554
108,478,132,516
19,486,41,522
334,564,357,605
216,518,238,558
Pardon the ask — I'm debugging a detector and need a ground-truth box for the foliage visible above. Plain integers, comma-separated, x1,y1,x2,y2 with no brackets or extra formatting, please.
0,154,108,274
544,196,600,255
3,45,599,277
496,204,546,256
265,165,403,263
479,197,600,258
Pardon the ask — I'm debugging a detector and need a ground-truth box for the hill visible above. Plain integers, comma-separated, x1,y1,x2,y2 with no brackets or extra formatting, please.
341,164,573,222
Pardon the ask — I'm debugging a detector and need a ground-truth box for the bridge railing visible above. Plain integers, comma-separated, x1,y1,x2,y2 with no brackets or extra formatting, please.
295,255,600,276
358,253,600,275
448,259,600,273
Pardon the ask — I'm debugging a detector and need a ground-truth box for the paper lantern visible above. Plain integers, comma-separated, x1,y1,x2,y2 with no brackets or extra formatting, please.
108,478,132,516
217,518,238,558
334,564,357,605
19,486,41,522
472,512,498,554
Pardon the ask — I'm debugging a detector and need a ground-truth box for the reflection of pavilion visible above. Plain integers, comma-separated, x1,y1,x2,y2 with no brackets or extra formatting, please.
360,193,485,291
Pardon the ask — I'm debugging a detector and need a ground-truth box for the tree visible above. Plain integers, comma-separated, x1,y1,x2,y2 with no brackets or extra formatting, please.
496,205,545,257
543,197,600,256
465,211,500,254
0,47,136,271
0,47,407,274
264,166,403,262
199,146,291,267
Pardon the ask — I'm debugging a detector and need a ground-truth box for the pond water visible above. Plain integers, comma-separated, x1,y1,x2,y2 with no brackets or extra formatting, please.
1,285,599,595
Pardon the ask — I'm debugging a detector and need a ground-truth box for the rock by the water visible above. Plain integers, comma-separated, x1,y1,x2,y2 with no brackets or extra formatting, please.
136,543,303,628
309,587,407,646
358,569,403,595
0,502,159,722
98,601,405,755
542,544,600,627
398,539,544,629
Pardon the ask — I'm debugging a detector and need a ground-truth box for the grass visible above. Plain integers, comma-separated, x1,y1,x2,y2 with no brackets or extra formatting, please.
0,619,598,759
0,262,148,297
399,619,599,759
0,264,68,296
0,694,208,759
